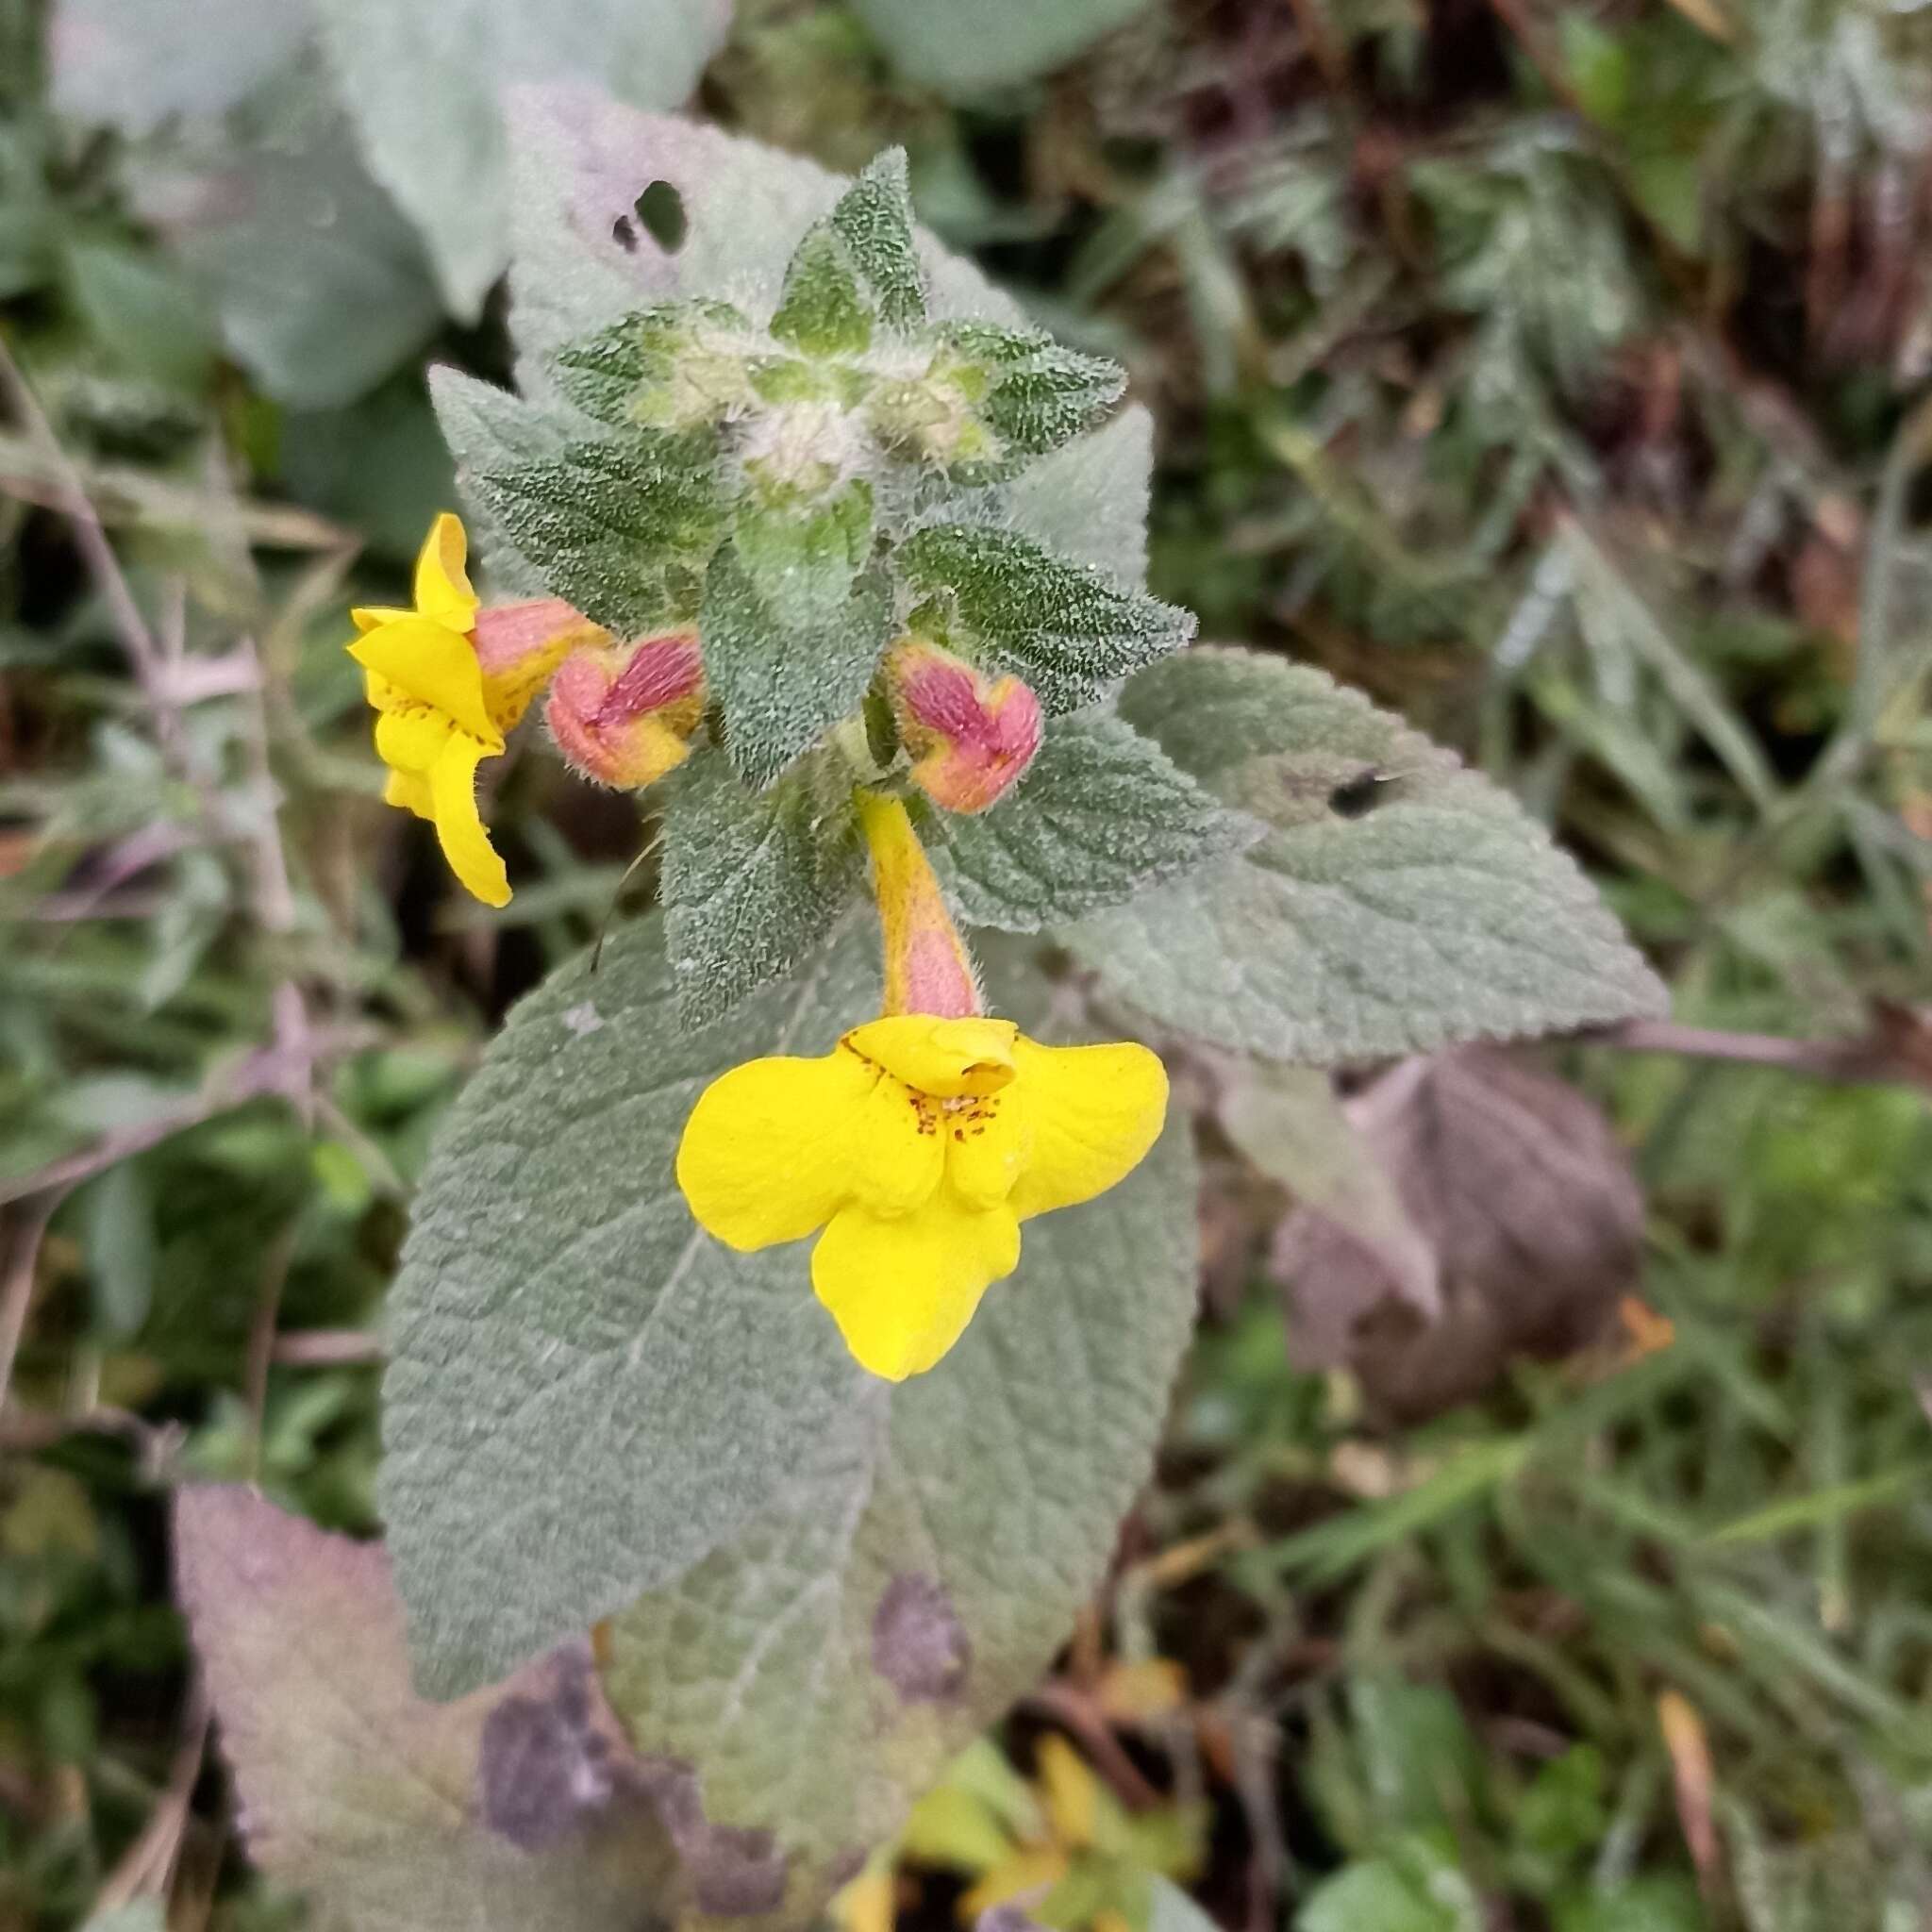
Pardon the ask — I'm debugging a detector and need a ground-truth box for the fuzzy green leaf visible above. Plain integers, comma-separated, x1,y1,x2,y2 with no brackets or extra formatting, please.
1006,407,1153,581
596,946,1199,1925
552,299,756,431
771,224,874,358
503,99,1030,387
896,525,1194,714
476,434,724,634
945,322,1126,469
659,749,864,1028
176,1487,679,1929
829,149,927,332
380,916,879,1698
870,325,1125,480
312,0,733,317
932,710,1259,930
130,85,441,409
734,479,875,631
51,0,308,136
427,367,568,595
65,240,219,391
702,541,892,789
1068,648,1668,1061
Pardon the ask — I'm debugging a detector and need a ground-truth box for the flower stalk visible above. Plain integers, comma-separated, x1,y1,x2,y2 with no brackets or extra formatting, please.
858,789,980,1020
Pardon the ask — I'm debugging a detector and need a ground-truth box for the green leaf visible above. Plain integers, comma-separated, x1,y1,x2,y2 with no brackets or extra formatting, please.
63,240,218,391
0,123,57,300
380,915,879,1698
848,0,1157,96
1006,407,1153,582
595,943,1200,1921
944,322,1125,469
175,1486,679,1931
1296,1835,1483,1932
312,0,733,317
49,0,308,135
771,223,874,358
476,434,724,634
702,540,892,789
829,148,926,333
932,710,1258,930
1151,1879,1223,1932
552,300,757,431
1068,649,1666,1062
131,85,443,408
428,366,568,595
502,97,1030,385
77,1160,156,1339
280,376,458,561
1349,1674,1483,1835
1214,1062,1438,1336
1509,1745,1607,1896
1553,1877,1707,1932
659,749,864,1028
1628,153,1704,257
895,526,1194,715
1558,15,1630,125
734,478,875,631
871,324,1124,480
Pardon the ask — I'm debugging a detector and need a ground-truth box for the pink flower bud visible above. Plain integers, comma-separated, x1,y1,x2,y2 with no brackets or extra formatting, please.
545,629,707,791
887,640,1041,816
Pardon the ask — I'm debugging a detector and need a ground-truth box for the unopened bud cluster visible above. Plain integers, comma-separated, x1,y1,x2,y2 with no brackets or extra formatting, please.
366,151,1187,916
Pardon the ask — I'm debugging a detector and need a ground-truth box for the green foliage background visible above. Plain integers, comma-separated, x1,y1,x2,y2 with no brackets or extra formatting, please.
3,0,1931,1927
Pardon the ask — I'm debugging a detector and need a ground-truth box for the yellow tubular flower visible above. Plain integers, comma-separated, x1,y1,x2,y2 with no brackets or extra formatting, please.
675,794,1168,1381
347,514,598,907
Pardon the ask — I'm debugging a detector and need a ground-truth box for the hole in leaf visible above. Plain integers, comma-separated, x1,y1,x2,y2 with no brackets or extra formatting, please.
632,179,687,254
1327,769,1384,819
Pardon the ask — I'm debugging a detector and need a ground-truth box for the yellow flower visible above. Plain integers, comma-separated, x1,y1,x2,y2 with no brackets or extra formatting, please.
900,1734,1206,1930
347,513,596,907
675,1008,1167,1380
827,1862,898,1932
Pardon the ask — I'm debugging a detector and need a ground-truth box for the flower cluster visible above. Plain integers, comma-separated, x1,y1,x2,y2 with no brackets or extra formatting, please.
353,517,1147,1379
348,515,1044,908
347,516,704,906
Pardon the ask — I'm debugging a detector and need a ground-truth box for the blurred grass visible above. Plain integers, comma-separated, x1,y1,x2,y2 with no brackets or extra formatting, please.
4,0,1932,1927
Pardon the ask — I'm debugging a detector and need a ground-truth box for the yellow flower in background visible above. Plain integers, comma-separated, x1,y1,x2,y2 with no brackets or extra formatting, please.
347,513,598,907
895,1735,1206,1931
827,1860,899,1932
